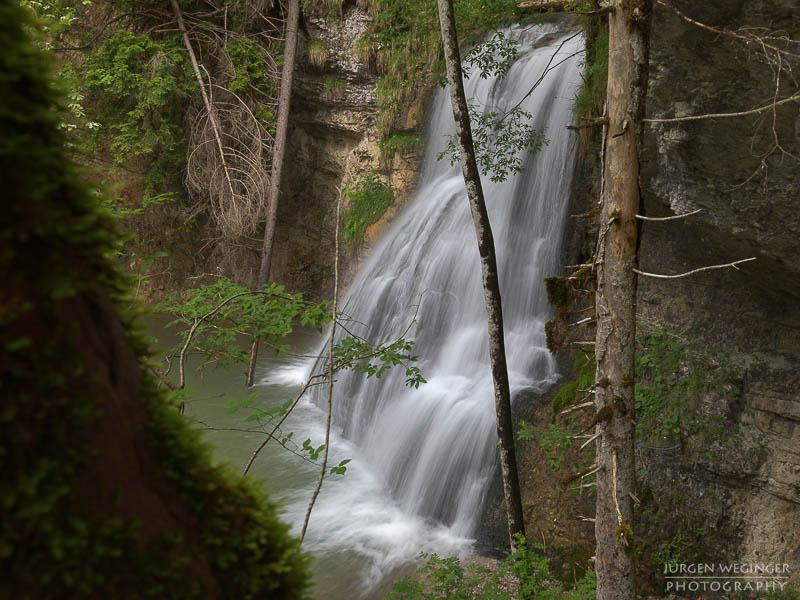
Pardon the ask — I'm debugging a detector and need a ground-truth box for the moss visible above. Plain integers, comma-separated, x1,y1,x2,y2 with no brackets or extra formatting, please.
545,276,571,316
0,4,310,597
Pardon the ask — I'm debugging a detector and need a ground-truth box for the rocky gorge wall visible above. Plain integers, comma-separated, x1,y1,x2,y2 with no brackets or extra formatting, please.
633,0,800,589
272,3,424,299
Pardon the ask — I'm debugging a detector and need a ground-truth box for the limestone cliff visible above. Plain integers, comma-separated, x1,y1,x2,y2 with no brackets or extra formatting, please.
273,3,423,298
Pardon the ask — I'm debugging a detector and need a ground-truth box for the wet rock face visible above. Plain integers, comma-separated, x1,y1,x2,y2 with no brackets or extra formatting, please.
272,4,421,297
634,0,800,583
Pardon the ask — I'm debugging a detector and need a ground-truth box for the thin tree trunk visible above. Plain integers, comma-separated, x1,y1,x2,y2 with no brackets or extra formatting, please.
436,0,525,550
246,0,301,387
593,2,652,598
300,192,341,544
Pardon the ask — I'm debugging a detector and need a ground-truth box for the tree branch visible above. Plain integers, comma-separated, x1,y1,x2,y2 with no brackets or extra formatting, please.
643,92,800,124
636,209,702,221
633,257,756,279
655,0,800,59
300,191,342,544
169,0,235,200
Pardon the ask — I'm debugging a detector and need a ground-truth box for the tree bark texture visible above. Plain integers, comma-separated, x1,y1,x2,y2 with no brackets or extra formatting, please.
247,0,300,387
593,1,652,599
436,0,526,549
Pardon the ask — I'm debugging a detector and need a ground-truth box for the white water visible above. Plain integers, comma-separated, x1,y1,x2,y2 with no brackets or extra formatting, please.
265,23,583,598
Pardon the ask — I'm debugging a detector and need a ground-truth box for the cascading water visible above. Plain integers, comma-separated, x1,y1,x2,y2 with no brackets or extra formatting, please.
272,22,583,598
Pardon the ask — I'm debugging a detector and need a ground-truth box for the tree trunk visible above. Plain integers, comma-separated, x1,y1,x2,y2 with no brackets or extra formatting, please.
246,0,301,387
436,0,525,549
593,1,652,598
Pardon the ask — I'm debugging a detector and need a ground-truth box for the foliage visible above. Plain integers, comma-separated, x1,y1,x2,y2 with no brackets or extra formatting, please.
306,38,328,67
160,278,330,369
83,29,194,194
634,327,742,445
462,31,519,80
324,76,347,100
538,423,576,470
439,104,548,183
385,535,595,600
354,34,374,64
364,0,527,137
574,23,608,121
0,4,310,597
378,133,420,164
342,169,394,248
552,351,595,412
225,36,279,108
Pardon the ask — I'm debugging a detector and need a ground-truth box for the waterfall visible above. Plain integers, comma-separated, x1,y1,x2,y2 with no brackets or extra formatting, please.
278,22,583,597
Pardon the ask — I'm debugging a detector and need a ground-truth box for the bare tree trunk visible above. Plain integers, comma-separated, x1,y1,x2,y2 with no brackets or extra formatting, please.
436,0,525,549
593,1,652,598
246,0,300,387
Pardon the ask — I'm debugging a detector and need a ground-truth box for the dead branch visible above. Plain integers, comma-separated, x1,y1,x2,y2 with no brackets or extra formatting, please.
655,0,800,60
612,451,627,547
567,116,609,130
170,0,235,200
633,257,756,279
643,92,800,124
580,432,600,450
636,209,702,221
559,400,594,416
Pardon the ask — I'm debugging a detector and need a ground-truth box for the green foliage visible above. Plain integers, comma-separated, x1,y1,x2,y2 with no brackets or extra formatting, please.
342,169,394,248
366,0,526,137
574,27,608,120
635,328,742,445
651,533,692,569
354,34,374,64
378,133,420,164
225,37,276,97
462,31,519,80
0,4,310,597
332,335,427,388
324,76,346,100
538,423,575,470
552,351,595,412
160,278,330,368
385,535,595,600
439,104,548,183
306,38,328,67
83,29,193,194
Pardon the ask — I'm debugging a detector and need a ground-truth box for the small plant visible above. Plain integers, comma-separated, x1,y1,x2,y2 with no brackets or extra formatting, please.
634,327,742,445
306,39,328,67
324,76,346,100
354,34,374,65
342,170,394,248
385,535,595,600
378,133,420,164
538,423,575,469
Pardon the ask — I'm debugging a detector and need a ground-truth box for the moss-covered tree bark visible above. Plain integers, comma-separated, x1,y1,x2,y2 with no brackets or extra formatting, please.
0,3,309,597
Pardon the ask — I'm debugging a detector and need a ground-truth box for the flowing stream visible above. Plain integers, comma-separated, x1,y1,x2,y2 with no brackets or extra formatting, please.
179,21,583,600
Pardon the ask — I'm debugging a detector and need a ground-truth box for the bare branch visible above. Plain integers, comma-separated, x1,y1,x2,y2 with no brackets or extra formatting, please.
559,400,594,416
636,209,702,221
300,191,342,544
581,432,601,450
170,0,235,200
633,257,756,279
655,0,800,59
643,92,800,124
